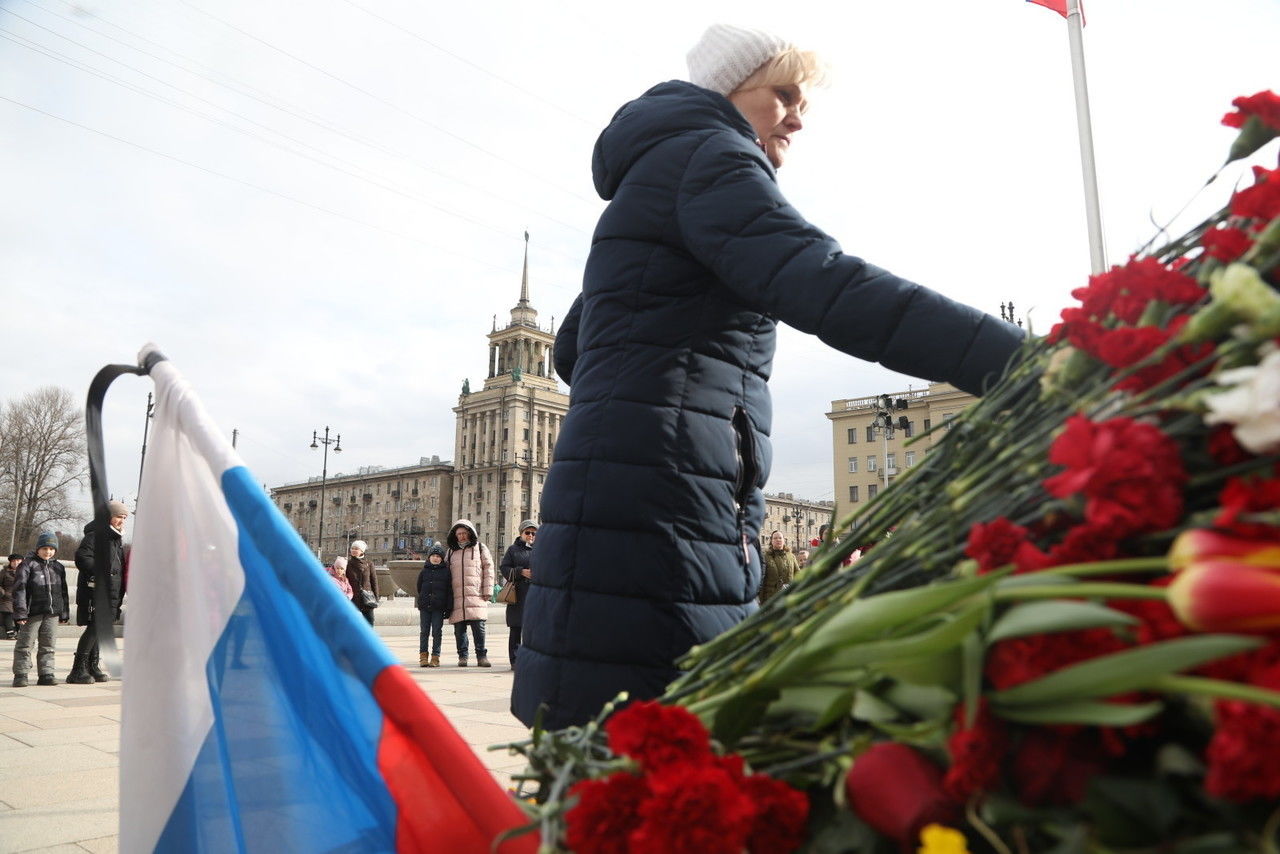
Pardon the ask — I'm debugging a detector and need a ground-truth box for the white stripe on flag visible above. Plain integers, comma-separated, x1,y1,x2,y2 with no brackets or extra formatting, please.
120,349,247,853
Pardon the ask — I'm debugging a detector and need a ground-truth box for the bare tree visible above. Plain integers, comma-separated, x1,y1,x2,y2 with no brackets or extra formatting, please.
0,387,88,552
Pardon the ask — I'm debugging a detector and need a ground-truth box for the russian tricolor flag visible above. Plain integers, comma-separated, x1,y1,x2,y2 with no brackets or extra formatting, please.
119,346,537,853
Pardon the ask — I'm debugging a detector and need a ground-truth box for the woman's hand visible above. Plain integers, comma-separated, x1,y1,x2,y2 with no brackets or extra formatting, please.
521,568,532,579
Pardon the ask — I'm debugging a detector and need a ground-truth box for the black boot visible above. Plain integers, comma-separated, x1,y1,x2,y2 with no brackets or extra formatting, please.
65,653,93,684
87,649,109,683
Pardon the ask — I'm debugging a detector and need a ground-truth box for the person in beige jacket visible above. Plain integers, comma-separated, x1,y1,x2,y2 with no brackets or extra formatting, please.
446,520,494,667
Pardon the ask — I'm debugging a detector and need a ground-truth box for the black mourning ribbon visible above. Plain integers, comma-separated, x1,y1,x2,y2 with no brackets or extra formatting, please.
84,348,168,679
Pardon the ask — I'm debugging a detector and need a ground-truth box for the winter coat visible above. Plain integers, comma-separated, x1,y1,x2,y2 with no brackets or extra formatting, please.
499,539,534,629
345,554,378,612
513,81,1024,729
327,564,353,599
0,565,16,614
416,561,454,614
13,554,69,621
446,520,493,624
760,546,798,604
74,522,126,626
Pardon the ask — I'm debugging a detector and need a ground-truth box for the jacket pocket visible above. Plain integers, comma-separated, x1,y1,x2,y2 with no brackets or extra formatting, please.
730,406,759,509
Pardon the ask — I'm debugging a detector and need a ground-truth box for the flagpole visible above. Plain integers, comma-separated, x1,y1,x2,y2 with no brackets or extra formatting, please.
1065,0,1107,273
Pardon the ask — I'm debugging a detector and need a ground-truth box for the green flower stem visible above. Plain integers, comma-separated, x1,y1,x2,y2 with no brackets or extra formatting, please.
1151,674,1280,709
994,582,1168,602
1035,557,1170,578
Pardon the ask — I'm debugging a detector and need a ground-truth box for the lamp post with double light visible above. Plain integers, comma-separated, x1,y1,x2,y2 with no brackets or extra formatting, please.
310,426,342,559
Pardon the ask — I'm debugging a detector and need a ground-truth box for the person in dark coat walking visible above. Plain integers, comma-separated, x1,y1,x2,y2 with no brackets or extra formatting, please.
499,520,536,671
67,500,128,684
415,543,453,668
513,24,1025,729
345,540,378,625
11,532,69,687
1,553,21,639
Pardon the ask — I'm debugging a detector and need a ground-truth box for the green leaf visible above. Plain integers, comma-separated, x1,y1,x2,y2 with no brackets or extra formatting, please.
988,600,1138,643
990,635,1263,707
1083,775,1180,847
769,684,857,730
810,597,990,675
851,690,901,723
881,681,956,722
711,688,778,748
878,645,962,690
991,699,1163,727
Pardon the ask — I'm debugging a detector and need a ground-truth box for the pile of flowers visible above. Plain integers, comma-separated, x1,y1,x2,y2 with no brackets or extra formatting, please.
504,90,1280,853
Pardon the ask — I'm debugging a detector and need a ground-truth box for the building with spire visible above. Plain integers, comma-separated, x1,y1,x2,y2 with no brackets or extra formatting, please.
451,233,570,554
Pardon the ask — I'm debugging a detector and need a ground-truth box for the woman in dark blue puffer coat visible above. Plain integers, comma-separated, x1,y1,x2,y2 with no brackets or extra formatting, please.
513,24,1024,729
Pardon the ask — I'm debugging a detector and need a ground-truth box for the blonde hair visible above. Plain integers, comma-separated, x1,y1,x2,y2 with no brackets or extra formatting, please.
732,48,828,96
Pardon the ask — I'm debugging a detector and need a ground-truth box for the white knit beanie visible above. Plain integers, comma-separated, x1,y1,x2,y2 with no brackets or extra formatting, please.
686,23,793,96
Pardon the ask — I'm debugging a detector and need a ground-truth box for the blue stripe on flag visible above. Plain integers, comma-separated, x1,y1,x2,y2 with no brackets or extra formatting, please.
155,466,402,851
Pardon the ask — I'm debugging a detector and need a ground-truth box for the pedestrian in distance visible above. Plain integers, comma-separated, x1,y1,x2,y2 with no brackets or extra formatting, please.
11,532,69,687
67,500,128,684
760,530,799,604
328,556,354,600
499,520,536,672
796,548,811,569
345,540,378,626
415,543,453,668
1,553,21,640
514,23,1024,729
446,520,493,668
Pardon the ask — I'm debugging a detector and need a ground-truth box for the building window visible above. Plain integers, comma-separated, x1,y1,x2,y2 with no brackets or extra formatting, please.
847,428,857,444
904,421,914,438
867,456,877,472
865,425,874,442
523,429,530,441
886,453,896,470
849,485,859,502
923,418,932,431
905,451,916,467
868,484,878,500
848,457,858,473
503,428,509,441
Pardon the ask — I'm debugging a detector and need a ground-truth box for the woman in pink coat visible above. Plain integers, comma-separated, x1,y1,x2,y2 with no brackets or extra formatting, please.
446,519,494,667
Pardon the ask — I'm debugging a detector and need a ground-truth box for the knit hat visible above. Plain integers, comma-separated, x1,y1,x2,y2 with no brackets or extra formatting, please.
427,542,446,559
519,519,538,533
687,23,793,96
108,500,129,517
36,531,58,550
8,553,22,562
350,540,368,553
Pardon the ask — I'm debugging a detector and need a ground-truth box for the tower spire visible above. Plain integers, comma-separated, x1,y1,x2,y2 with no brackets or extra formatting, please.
509,230,538,328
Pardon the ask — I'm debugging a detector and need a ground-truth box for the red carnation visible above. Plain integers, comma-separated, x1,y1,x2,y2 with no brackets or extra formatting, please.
1009,728,1106,807
1222,90,1280,132
1090,319,1214,394
565,772,649,854
1214,473,1280,539
965,517,1039,573
1207,424,1253,466
1204,661,1280,802
1230,166,1280,221
986,628,1127,692
1045,523,1120,567
741,773,810,854
1201,226,1254,263
944,701,1009,802
1044,416,1186,537
1070,257,1203,325
629,762,756,854
606,700,713,771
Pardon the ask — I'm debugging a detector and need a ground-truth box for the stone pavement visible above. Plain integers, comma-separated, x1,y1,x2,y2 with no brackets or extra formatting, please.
0,601,531,853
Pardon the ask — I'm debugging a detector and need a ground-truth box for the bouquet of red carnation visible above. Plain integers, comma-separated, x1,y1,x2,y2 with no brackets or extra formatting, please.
507,90,1280,853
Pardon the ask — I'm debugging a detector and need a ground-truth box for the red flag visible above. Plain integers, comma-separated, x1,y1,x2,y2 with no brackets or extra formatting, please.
1027,0,1070,19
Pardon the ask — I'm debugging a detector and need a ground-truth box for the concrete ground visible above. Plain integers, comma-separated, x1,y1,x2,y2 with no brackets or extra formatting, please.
0,600,530,853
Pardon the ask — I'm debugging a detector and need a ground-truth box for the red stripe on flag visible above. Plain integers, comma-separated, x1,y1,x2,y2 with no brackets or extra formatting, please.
373,666,539,854
1027,0,1069,19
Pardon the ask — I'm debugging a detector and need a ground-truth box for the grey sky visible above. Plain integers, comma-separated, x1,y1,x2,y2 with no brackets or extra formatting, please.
2,0,1277,520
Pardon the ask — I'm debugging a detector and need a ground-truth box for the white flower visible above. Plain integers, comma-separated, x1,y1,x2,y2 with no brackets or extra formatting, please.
1204,345,1280,454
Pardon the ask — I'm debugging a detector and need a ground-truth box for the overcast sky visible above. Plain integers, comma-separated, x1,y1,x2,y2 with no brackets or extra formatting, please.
2,0,1277,523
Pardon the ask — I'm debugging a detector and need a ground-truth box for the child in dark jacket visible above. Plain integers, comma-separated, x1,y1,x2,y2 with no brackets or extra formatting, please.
415,543,453,668
12,532,69,687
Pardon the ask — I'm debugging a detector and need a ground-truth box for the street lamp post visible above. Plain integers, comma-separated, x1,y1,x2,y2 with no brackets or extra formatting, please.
310,426,342,560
